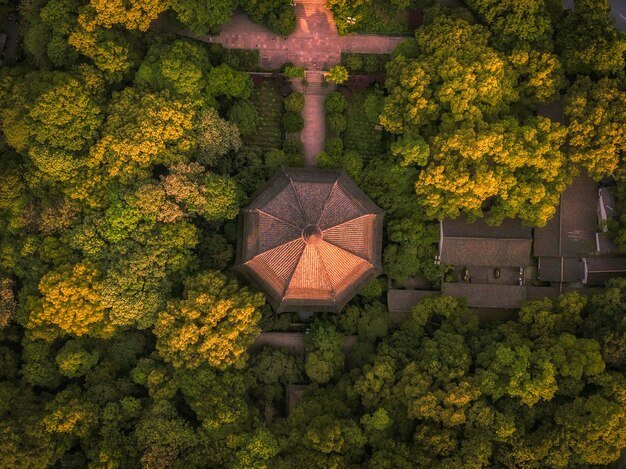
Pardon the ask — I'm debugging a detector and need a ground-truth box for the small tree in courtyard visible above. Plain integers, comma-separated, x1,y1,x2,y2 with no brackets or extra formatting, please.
325,66,348,85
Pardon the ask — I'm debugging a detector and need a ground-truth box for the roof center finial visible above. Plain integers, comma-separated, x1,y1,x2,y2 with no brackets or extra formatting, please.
302,225,322,245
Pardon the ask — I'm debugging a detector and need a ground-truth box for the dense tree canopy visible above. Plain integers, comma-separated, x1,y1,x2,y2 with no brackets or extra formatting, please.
155,271,264,370
564,76,626,179
464,0,554,51
1,0,625,467
380,13,572,227
555,0,626,77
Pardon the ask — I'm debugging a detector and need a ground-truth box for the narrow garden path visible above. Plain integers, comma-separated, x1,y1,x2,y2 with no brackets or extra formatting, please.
292,71,336,165
153,0,406,162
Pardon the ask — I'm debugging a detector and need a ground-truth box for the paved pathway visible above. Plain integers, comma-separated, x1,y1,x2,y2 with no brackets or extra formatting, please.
296,72,336,165
152,0,405,162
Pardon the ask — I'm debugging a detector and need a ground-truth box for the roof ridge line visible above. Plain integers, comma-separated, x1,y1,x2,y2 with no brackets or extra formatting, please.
287,177,309,226
315,176,340,226
321,213,373,233
257,209,302,230
244,238,304,266
313,243,337,298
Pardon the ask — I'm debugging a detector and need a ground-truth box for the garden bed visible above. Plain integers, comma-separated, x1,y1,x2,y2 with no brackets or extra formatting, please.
343,90,385,158
243,79,285,150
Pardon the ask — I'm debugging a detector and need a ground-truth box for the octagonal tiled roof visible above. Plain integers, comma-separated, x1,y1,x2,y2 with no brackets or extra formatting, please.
234,167,384,313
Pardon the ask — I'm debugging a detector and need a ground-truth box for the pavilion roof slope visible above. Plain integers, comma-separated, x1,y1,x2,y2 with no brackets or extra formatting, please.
235,167,384,313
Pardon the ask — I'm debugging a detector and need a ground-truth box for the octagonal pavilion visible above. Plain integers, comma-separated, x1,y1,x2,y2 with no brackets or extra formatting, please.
234,167,384,313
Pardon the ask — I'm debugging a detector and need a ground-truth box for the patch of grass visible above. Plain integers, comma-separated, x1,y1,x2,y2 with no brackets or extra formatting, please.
343,91,384,158
243,80,284,150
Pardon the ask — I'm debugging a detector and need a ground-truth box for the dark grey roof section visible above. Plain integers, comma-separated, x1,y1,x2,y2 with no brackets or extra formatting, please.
286,385,309,415
538,256,583,283
442,283,527,309
526,285,563,300
443,214,532,239
596,232,619,255
250,332,359,355
583,257,626,286
441,238,533,267
534,175,598,258
387,289,442,313
440,215,532,267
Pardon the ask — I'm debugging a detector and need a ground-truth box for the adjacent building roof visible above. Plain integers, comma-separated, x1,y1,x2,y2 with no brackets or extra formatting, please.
538,256,583,283
534,175,598,258
442,283,527,309
440,215,532,267
582,257,626,286
598,187,617,222
235,167,384,313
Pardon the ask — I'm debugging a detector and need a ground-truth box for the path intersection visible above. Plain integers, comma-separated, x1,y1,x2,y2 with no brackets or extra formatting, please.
155,0,406,161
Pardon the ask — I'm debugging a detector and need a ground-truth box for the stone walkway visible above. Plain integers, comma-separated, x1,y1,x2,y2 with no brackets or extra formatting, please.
153,0,406,162
295,72,335,165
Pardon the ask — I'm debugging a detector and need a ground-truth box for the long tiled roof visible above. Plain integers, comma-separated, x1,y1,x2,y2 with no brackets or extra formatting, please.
440,215,533,267
235,167,384,313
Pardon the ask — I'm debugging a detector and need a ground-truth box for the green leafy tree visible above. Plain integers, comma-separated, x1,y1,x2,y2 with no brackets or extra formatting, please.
464,0,554,51
171,0,237,34
55,338,101,378
21,261,115,339
240,0,296,35
283,111,304,132
135,39,212,103
284,92,305,113
305,322,344,384
509,49,567,106
68,28,142,81
555,0,626,76
206,64,254,100
227,100,261,136
325,65,349,85
163,162,240,221
196,107,242,166
325,92,347,114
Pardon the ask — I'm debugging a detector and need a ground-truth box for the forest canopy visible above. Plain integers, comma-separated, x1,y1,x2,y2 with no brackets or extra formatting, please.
1,0,626,467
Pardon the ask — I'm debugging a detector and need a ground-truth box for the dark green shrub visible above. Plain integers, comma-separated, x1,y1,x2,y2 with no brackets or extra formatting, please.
283,137,304,159
282,112,304,132
327,113,346,133
324,92,347,114
228,100,260,135
364,54,380,73
222,49,260,70
344,54,364,73
283,65,305,78
284,92,305,113
324,137,344,157
363,92,383,123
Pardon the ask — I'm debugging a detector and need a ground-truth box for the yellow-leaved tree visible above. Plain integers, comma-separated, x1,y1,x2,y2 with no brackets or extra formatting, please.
24,261,116,339
154,271,264,370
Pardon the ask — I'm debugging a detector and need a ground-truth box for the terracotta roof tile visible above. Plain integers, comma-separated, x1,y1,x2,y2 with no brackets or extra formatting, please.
235,167,384,313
